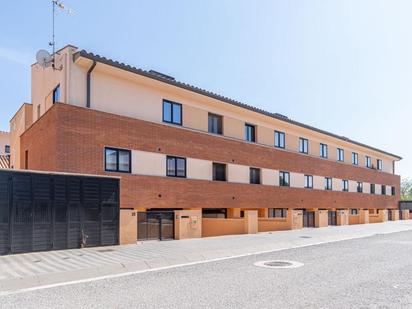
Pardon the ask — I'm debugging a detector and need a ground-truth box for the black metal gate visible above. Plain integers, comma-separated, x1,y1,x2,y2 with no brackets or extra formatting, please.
303,210,315,227
328,211,337,225
137,211,174,241
388,210,392,221
0,170,119,255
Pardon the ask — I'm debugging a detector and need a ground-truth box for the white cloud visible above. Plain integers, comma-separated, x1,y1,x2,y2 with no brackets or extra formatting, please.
0,46,34,66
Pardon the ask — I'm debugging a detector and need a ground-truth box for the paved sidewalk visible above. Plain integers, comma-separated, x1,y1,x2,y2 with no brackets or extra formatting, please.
0,220,411,294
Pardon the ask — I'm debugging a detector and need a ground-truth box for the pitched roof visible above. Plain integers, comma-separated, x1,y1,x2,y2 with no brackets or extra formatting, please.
73,49,402,160
0,155,10,169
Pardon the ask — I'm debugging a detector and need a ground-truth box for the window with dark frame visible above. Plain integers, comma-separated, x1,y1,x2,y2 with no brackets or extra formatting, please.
350,209,359,215
202,208,227,218
365,156,371,168
337,148,344,162
163,99,182,125
208,113,223,135
352,152,359,165
166,156,186,178
381,185,386,195
274,130,285,148
4,145,10,154
249,167,261,184
279,171,290,187
320,143,328,158
342,179,349,192
213,163,227,181
304,175,313,189
245,124,256,142
370,183,375,194
53,84,60,103
391,186,395,196
377,159,382,170
268,208,288,218
325,177,332,190
104,147,131,173
299,138,308,154
357,182,363,193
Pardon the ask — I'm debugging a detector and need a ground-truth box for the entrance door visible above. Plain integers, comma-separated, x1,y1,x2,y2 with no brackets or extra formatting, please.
328,211,337,225
388,210,393,221
137,211,174,241
303,210,315,227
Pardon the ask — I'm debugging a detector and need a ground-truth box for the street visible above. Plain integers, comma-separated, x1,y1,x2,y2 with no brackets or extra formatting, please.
1,229,412,308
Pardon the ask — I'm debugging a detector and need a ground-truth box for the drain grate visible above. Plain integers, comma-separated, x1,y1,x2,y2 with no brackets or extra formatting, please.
254,260,304,269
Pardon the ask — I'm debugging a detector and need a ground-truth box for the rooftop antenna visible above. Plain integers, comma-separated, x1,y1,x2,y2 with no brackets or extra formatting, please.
48,0,74,69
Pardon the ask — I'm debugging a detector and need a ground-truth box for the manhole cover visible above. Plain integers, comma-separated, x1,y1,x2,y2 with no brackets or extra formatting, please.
96,248,115,253
300,236,312,239
254,260,304,269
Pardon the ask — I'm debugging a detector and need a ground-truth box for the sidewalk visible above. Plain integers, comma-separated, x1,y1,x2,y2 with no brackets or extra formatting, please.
1,220,411,294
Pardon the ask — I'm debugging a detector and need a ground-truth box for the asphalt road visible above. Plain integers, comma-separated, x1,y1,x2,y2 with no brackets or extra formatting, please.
2,230,412,309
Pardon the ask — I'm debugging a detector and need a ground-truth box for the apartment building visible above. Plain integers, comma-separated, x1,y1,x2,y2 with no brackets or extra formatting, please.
10,45,404,243
0,131,10,169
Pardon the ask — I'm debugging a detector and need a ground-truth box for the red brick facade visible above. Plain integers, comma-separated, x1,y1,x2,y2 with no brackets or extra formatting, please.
20,103,400,210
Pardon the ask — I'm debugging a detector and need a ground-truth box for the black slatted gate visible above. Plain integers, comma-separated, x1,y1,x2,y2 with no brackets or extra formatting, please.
137,211,174,241
303,210,315,228
0,170,119,255
328,211,337,226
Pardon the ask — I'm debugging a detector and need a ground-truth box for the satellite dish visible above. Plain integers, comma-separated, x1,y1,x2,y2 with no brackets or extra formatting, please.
36,49,53,68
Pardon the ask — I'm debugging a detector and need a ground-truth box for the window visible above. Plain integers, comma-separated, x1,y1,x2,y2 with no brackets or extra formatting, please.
4,145,10,154
391,186,395,196
37,105,41,119
304,175,313,189
274,131,285,148
377,159,382,170
342,180,349,192
166,156,186,178
213,163,226,181
370,183,375,194
365,156,371,168
352,152,358,165
299,138,308,154
325,177,332,190
163,100,182,125
350,209,359,215
357,182,363,193
245,124,256,142
202,208,226,218
24,150,28,169
381,185,386,195
104,147,131,173
268,208,287,218
53,84,60,103
249,168,261,184
320,143,328,158
337,148,344,162
279,171,290,187
208,113,223,135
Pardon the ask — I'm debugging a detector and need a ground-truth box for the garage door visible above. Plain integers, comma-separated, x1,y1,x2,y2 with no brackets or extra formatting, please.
0,171,120,255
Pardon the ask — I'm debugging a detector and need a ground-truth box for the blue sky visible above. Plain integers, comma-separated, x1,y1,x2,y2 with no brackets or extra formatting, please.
0,0,410,178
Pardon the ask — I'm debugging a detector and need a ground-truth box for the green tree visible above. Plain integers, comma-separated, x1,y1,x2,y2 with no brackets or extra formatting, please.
401,178,412,200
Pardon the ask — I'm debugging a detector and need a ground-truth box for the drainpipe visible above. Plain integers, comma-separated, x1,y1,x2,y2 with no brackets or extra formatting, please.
86,60,97,108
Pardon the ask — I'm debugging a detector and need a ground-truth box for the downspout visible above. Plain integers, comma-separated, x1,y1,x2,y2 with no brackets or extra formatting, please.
86,60,97,108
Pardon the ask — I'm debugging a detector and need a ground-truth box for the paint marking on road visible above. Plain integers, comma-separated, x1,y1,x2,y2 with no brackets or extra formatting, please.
0,230,408,297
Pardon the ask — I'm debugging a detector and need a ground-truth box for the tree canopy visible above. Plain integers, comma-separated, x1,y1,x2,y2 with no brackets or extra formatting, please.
401,178,412,200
